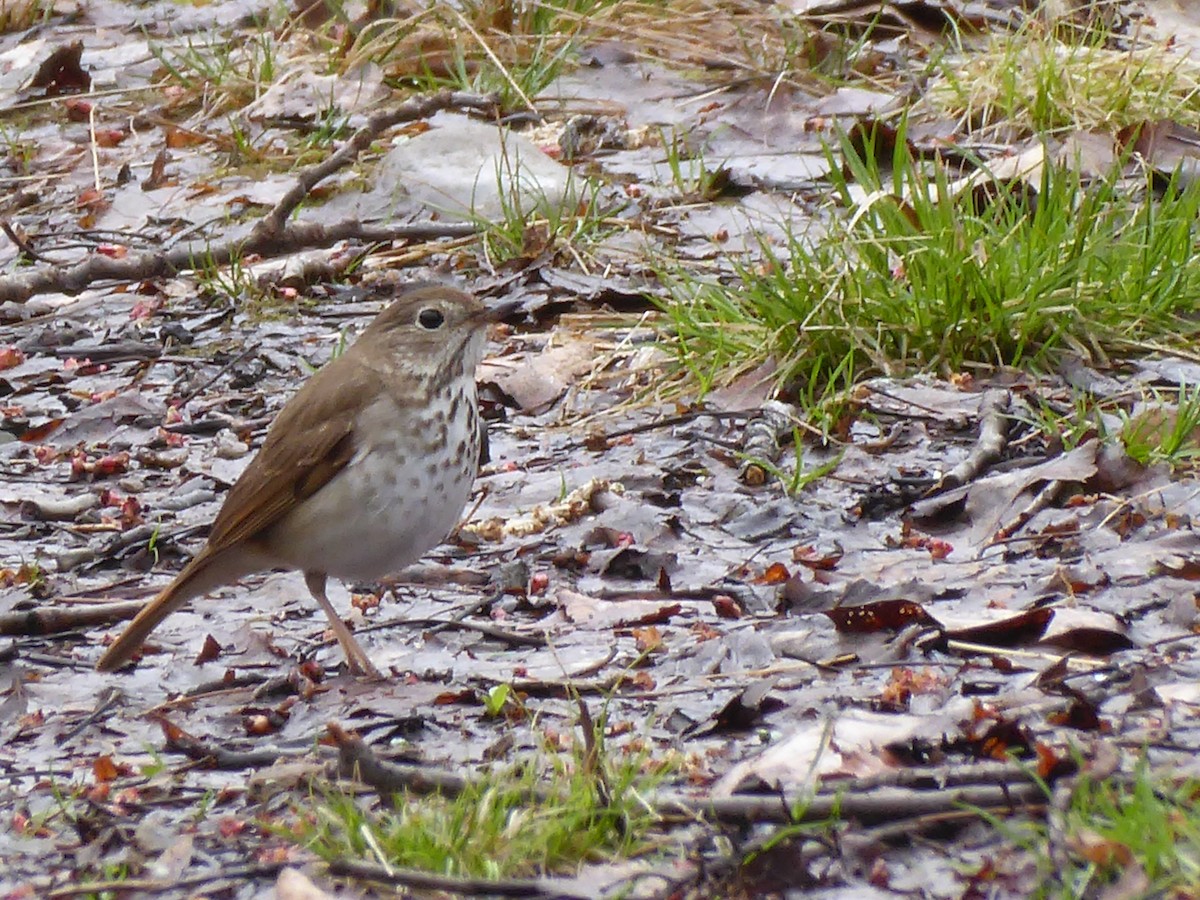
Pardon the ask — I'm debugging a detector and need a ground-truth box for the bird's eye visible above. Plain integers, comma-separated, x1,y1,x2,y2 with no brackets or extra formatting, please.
417,308,445,330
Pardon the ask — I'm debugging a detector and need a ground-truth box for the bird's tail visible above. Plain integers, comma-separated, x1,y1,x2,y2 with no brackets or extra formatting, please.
95,548,246,671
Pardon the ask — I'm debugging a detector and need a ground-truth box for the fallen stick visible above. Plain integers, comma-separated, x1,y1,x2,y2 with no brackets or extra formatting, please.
326,860,592,899
0,91,496,305
936,388,1011,490
326,723,1048,827
0,600,146,636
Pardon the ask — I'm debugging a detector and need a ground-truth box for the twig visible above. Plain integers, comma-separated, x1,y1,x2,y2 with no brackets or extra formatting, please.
470,671,624,697
653,780,1046,826
55,686,123,743
153,715,296,769
0,600,146,636
327,720,1049,828
172,343,261,408
330,611,545,647
7,650,91,669
565,410,750,450
420,587,504,637
0,219,479,305
413,616,547,647
42,863,288,898
984,477,1066,548
327,859,591,898
253,91,494,239
147,672,272,712
858,421,905,454
0,221,50,263
0,91,497,304
328,722,541,799
852,806,1027,845
942,640,1104,672
86,86,101,194
936,389,1011,491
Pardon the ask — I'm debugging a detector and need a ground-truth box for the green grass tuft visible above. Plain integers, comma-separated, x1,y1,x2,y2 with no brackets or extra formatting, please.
294,733,668,880
987,759,1200,898
657,125,1200,401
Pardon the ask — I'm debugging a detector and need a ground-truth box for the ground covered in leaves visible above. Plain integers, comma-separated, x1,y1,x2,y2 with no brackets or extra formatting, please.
2,0,1200,898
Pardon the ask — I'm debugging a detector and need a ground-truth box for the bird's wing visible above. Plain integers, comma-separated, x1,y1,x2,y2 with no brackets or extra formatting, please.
204,355,387,552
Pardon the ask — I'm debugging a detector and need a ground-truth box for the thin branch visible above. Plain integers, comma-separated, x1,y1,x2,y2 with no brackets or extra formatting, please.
0,600,147,636
43,864,288,899
326,722,1049,827
937,388,1012,490
327,859,591,898
253,91,496,239
0,91,498,305
154,715,298,769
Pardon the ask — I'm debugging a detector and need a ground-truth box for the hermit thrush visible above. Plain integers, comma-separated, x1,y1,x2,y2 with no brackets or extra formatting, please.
96,284,516,678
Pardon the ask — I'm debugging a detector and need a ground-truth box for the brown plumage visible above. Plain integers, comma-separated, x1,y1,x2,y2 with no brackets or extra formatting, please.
96,284,515,677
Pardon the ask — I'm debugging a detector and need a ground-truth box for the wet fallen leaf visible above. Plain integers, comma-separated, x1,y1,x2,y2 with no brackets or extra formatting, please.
92,755,120,783
219,817,247,839
792,544,844,570
975,719,1034,761
94,129,126,147
195,635,223,664
826,599,941,633
63,97,90,120
709,682,784,733
164,125,207,148
29,41,89,95
879,666,947,710
1047,699,1105,732
1157,556,1200,580
943,607,1055,647
711,595,742,619
75,186,108,211
756,561,791,584
629,670,655,691
632,625,664,653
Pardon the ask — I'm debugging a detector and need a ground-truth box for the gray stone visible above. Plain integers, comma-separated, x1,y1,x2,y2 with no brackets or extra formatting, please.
363,112,580,222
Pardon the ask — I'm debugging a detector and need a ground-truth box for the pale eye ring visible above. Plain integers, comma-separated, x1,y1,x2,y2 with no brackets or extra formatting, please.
417,308,445,330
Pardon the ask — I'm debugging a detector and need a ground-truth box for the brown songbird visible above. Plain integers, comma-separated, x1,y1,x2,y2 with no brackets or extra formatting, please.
97,284,516,677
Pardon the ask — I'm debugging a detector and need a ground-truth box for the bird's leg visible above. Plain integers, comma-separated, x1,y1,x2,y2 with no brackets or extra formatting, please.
304,571,383,679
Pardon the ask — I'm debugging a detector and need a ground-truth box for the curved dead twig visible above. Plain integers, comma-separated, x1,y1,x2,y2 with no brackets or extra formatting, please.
937,388,1012,491
328,721,1049,828
327,859,592,899
42,864,289,899
655,781,1045,826
0,91,498,305
0,599,147,636
350,612,547,648
564,410,751,451
329,722,534,799
145,671,273,711
55,685,123,743
252,91,495,240
984,476,1067,548
154,714,299,769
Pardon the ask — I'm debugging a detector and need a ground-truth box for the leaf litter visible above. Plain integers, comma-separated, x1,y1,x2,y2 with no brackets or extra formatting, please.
2,0,1200,897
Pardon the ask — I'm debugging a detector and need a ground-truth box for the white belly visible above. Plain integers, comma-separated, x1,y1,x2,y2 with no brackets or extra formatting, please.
262,402,479,580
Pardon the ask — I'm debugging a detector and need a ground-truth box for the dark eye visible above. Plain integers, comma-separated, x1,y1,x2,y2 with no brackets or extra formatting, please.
417,308,445,330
